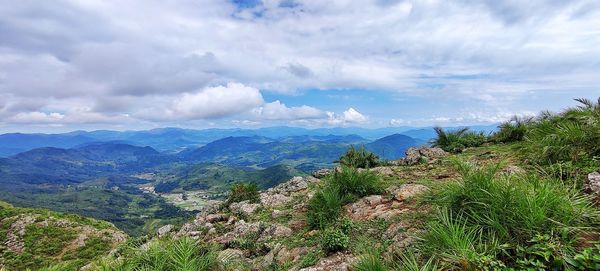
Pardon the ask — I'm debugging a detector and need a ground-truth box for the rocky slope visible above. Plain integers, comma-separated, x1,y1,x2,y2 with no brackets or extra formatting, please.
0,201,126,270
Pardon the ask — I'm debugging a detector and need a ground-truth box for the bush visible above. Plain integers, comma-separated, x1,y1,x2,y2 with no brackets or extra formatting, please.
338,145,381,168
425,161,600,269
98,237,218,271
492,116,532,143
520,97,600,167
353,250,388,271
431,127,487,153
307,185,345,229
227,182,260,204
330,167,383,199
321,227,350,254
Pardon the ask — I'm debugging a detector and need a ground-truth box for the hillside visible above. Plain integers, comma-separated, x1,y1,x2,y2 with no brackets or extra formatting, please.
0,201,126,270
65,98,598,271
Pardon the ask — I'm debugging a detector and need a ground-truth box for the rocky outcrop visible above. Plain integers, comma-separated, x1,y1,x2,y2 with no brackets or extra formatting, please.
387,184,430,202
229,201,261,216
313,168,333,178
586,172,600,200
299,252,356,271
393,146,447,165
157,224,174,238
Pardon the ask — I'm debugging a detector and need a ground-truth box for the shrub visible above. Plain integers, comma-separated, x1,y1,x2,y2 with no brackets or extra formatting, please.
338,145,381,168
330,167,383,199
520,97,600,166
227,182,260,204
566,244,600,270
439,161,598,244
99,237,218,271
492,116,532,143
321,227,350,254
431,127,487,153
307,185,345,229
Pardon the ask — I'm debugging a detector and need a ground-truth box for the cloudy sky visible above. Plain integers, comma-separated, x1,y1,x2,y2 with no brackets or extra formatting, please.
0,0,599,132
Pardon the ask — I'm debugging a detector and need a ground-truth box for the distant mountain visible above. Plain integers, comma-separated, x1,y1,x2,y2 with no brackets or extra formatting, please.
0,133,97,156
365,134,425,160
0,125,499,156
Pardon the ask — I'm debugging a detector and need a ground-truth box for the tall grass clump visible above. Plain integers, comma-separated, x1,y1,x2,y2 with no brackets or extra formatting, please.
492,116,532,143
94,237,219,271
515,97,600,168
338,145,382,168
307,166,383,229
431,127,487,153
423,160,600,269
227,182,260,204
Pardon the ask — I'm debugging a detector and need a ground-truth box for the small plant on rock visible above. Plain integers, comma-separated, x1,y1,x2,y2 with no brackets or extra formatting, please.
321,227,350,254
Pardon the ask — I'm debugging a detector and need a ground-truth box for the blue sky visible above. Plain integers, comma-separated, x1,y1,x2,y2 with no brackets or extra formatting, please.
0,0,599,132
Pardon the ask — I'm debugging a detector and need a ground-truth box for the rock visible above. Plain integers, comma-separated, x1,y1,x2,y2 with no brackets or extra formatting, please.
586,172,600,196
229,201,260,216
502,165,524,175
372,166,394,176
205,213,229,223
363,195,385,207
276,246,311,264
271,209,284,219
313,168,333,178
260,224,292,240
393,147,447,166
388,184,430,202
266,176,319,195
233,220,262,236
5,214,36,253
157,224,174,238
260,193,292,208
299,252,356,271
289,219,307,231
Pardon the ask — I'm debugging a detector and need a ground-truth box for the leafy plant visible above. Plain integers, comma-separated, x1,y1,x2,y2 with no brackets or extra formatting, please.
307,185,345,229
330,167,383,199
338,145,381,168
566,244,600,270
431,127,487,153
227,182,260,204
321,227,350,254
492,116,532,143
353,251,388,271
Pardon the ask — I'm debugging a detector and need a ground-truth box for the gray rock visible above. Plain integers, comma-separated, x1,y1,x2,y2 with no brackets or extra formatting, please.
229,201,260,216
388,184,430,202
157,224,174,238
586,172,600,196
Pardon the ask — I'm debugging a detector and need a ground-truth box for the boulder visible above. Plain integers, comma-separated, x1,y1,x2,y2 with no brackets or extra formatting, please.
259,224,293,240
313,168,333,178
157,224,174,238
299,252,356,271
260,193,292,208
394,147,447,165
388,184,430,202
586,172,600,196
229,201,260,216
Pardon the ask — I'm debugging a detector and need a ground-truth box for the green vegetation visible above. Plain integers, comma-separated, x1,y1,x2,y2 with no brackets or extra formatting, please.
308,166,383,229
431,127,487,153
91,237,219,271
338,145,383,168
0,201,123,271
227,182,260,204
321,227,350,254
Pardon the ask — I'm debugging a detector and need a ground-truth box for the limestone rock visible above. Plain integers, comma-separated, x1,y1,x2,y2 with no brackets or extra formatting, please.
299,252,356,271
313,168,333,178
260,224,292,240
393,147,447,165
157,224,174,238
586,172,600,196
229,201,260,216
260,193,292,208
388,184,430,202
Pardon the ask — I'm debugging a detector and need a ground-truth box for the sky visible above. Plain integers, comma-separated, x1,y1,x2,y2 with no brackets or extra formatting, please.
0,0,599,132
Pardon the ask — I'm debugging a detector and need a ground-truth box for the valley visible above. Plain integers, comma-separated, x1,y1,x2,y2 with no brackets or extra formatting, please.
0,128,432,236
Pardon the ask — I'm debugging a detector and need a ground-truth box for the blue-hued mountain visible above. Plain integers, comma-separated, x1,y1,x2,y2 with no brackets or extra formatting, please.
0,125,498,156
365,134,425,160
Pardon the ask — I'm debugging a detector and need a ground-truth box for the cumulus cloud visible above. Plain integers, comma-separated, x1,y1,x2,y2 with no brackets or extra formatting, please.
137,83,265,121
326,108,369,125
252,101,325,120
0,0,598,130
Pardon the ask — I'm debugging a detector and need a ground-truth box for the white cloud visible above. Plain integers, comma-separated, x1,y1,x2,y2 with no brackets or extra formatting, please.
252,100,325,120
327,108,369,125
138,83,265,121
